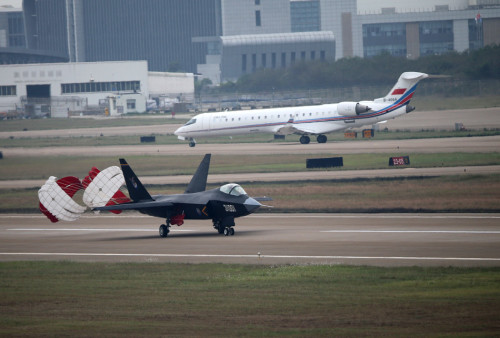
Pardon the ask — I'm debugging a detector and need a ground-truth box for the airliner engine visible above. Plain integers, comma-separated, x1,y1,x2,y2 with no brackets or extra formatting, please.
337,102,371,116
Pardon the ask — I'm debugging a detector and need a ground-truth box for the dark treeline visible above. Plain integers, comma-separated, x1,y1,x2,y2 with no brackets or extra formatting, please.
213,45,500,93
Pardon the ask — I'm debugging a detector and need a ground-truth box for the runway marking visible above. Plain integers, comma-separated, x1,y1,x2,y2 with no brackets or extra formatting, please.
0,252,499,262
2,214,500,220
250,215,500,219
321,230,500,234
7,228,194,232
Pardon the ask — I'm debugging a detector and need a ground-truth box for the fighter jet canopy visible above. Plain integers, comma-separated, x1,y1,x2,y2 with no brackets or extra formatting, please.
220,183,247,197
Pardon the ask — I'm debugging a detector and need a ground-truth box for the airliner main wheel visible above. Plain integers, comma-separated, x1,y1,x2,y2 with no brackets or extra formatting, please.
300,135,310,144
229,227,235,236
189,141,196,147
159,224,169,238
224,228,229,236
317,134,327,143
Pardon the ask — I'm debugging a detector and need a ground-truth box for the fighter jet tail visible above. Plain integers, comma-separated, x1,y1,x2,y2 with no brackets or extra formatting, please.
119,159,153,202
184,154,211,194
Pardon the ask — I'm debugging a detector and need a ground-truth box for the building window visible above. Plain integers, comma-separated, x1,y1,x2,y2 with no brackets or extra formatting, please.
242,54,247,72
261,53,267,68
281,52,286,68
252,54,257,71
255,0,260,5
127,99,136,109
320,50,326,60
363,23,406,57
61,81,140,94
301,51,306,60
419,21,453,56
0,86,16,96
255,10,261,26
311,51,315,60
291,52,296,64
271,53,276,68
290,0,320,32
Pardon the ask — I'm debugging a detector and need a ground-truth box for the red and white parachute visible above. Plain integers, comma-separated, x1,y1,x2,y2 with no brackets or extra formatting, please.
38,165,130,222
38,176,86,222
82,166,130,213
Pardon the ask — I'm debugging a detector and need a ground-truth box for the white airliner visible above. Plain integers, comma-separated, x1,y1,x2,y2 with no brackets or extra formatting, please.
175,72,428,147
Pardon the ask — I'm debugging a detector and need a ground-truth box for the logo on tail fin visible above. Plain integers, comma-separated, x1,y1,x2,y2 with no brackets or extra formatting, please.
391,88,406,95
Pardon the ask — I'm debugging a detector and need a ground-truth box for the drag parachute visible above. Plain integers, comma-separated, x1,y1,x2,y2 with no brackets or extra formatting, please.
38,165,132,222
82,166,130,213
38,176,86,222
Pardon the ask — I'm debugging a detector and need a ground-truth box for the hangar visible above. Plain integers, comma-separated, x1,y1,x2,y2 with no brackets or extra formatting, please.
0,60,194,118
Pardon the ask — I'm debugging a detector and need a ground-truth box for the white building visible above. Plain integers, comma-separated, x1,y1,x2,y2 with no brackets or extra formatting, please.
0,60,195,117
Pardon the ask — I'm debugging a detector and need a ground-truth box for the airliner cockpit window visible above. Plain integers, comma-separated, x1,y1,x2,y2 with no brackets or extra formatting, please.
220,183,247,196
184,118,196,126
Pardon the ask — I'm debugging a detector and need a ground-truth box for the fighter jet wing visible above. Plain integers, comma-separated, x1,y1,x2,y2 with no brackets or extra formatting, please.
93,200,174,211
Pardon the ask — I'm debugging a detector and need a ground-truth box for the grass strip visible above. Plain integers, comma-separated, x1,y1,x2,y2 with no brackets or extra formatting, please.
0,116,189,132
1,152,499,180
0,262,498,336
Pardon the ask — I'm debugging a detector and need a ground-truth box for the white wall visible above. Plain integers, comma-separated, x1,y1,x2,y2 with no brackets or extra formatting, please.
148,72,194,100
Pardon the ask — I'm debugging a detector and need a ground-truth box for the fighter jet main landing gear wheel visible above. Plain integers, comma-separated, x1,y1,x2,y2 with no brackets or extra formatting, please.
223,227,235,236
159,224,170,238
188,139,196,147
300,135,310,144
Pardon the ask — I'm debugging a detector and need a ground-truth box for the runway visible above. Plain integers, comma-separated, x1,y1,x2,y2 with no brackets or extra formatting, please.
1,213,499,267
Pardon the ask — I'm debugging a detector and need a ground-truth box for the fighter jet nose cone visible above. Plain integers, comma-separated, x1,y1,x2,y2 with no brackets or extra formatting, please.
244,197,261,213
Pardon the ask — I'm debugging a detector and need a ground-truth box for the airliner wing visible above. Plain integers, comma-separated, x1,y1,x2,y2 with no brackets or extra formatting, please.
273,118,341,135
274,121,344,135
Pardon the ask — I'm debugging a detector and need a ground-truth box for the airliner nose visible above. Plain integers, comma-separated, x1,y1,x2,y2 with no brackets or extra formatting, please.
244,197,262,213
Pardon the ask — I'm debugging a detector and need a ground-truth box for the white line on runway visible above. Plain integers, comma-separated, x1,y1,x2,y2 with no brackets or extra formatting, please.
0,252,499,262
321,230,500,234
2,214,500,220
250,215,500,219
7,228,194,232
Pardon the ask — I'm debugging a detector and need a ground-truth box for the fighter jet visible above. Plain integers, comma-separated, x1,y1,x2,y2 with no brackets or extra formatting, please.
94,154,269,237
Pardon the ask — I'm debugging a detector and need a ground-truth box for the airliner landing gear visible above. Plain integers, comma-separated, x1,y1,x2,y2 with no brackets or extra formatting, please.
159,223,170,238
188,138,196,147
299,135,310,144
317,134,327,143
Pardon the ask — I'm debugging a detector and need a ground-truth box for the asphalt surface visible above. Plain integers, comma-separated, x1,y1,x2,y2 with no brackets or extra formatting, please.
1,213,499,266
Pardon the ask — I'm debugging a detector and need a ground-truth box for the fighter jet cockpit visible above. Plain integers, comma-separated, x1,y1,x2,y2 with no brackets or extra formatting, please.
219,183,248,197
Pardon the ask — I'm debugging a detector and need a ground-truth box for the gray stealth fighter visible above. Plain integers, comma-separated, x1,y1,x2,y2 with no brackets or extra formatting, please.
94,154,270,238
